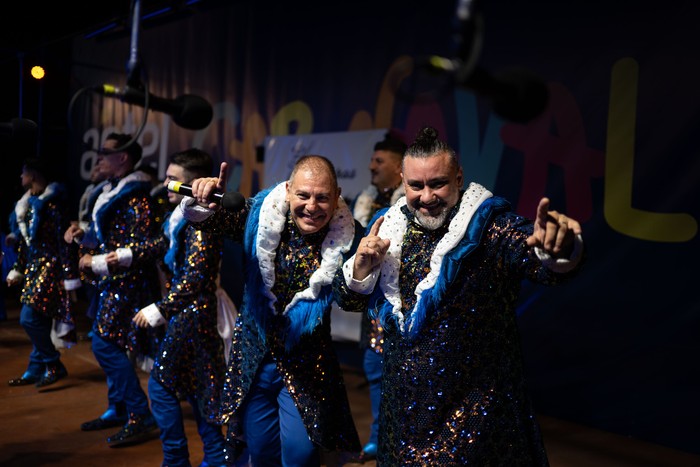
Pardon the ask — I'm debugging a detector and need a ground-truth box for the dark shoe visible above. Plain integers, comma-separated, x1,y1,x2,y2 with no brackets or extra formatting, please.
81,416,126,431
106,413,158,447
35,361,68,388
8,372,41,386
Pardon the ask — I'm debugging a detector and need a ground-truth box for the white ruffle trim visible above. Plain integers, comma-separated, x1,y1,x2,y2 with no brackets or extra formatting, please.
257,183,356,315
344,182,492,333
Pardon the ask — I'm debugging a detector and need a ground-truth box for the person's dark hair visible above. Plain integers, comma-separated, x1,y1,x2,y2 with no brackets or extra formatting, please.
374,132,407,157
289,155,338,190
22,157,53,182
139,163,158,180
404,126,458,170
169,148,214,180
103,132,143,167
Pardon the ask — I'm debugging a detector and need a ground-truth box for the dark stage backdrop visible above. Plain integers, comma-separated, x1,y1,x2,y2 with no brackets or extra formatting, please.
62,0,698,454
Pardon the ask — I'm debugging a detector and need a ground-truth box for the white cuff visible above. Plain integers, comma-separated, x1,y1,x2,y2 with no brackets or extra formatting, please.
64,278,82,291
140,303,167,327
343,255,379,295
91,254,109,276
7,269,23,282
180,197,215,223
535,233,584,274
53,320,75,338
116,248,133,267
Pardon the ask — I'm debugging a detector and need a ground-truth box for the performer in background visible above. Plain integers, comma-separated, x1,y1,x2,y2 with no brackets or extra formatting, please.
349,131,406,463
70,133,162,447
335,126,585,465
133,148,233,467
7,157,80,388
180,155,363,466
70,162,108,328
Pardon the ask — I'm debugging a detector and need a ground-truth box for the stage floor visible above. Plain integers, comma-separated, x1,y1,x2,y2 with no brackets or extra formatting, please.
1,296,699,467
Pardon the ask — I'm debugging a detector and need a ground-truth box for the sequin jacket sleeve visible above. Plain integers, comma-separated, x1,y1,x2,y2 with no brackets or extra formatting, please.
186,201,251,243
155,225,223,321
150,224,226,422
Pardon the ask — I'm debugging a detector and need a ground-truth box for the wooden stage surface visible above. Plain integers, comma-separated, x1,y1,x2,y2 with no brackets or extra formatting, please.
1,297,699,467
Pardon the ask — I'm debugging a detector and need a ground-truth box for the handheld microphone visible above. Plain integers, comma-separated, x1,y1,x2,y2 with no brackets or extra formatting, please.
93,84,213,130
167,181,246,211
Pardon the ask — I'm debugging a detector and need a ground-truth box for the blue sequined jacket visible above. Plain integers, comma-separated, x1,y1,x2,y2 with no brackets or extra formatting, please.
335,186,585,466
81,171,163,352
9,182,79,323
146,211,226,422
183,183,363,454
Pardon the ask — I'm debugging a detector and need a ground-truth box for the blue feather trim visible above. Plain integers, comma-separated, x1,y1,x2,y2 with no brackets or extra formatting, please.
243,187,272,344
241,184,339,350
27,183,65,241
163,212,188,272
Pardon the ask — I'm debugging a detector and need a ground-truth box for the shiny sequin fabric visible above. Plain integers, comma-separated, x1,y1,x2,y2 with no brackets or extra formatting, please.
82,174,163,353
11,183,77,324
192,186,362,455
335,194,583,466
150,219,226,422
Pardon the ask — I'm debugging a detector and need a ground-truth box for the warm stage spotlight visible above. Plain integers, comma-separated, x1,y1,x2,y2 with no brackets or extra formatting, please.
30,66,45,80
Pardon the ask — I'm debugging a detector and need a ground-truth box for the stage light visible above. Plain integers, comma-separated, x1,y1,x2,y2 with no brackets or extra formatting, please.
30,66,45,80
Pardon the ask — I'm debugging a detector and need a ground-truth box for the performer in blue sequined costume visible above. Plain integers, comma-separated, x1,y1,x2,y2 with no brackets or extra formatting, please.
75,133,162,447
133,148,229,467
335,126,585,466
7,158,81,388
181,155,363,466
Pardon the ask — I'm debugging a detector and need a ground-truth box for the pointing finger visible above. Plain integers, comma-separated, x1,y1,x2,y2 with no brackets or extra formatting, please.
368,216,384,237
534,197,551,229
218,162,229,191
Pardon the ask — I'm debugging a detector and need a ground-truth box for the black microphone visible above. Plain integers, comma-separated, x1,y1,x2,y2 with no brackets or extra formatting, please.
421,57,549,123
167,181,246,211
93,84,213,130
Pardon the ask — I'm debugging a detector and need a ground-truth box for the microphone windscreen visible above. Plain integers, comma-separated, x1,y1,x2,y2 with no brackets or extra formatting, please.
221,192,245,211
172,95,213,130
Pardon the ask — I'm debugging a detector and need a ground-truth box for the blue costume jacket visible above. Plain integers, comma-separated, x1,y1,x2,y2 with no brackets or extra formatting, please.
335,183,585,466
82,171,162,352
183,182,363,455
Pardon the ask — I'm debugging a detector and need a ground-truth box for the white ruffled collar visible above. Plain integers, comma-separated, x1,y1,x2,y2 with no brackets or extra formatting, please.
377,182,492,333
92,170,151,238
257,182,355,314
15,183,59,246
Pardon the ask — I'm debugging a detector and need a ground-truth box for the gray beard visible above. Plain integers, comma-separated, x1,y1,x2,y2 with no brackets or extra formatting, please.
409,205,449,231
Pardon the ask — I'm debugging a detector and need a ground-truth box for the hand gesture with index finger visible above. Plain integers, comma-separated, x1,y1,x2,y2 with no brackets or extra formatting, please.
353,216,391,281
190,161,229,209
